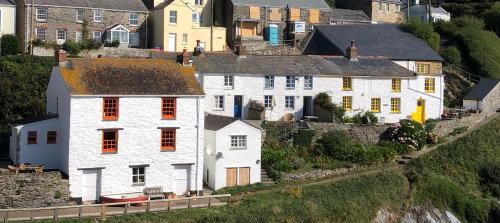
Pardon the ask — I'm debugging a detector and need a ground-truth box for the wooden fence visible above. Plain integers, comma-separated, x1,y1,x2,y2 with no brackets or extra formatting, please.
0,194,231,222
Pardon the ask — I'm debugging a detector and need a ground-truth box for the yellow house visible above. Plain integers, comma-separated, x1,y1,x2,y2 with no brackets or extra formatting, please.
0,0,16,36
151,0,226,52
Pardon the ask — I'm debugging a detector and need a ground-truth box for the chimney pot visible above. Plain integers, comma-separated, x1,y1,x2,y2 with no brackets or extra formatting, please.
346,40,358,61
54,49,67,66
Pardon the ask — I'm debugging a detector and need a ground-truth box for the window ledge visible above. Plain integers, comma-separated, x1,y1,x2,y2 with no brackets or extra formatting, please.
230,148,247,150
132,183,145,187
102,118,118,121
390,112,401,114
102,151,118,154
285,88,296,90
264,88,274,90
342,89,353,91
304,88,313,90
161,148,176,152
213,108,224,111
223,87,234,90
161,117,176,121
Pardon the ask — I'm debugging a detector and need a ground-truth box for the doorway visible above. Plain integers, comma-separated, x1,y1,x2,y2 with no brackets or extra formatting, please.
412,99,426,123
82,169,101,202
168,33,176,52
234,95,243,119
172,165,191,195
303,96,313,117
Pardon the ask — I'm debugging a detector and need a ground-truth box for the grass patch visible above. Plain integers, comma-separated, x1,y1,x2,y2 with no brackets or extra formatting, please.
50,171,408,223
406,116,500,222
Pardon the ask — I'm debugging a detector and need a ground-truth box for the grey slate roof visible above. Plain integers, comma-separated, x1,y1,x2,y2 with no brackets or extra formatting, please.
0,0,14,6
205,114,239,131
330,8,370,22
231,0,331,9
13,113,58,126
195,53,416,78
26,0,148,12
464,79,500,101
324,57,415,77
195,53,338,76
303,24,443,61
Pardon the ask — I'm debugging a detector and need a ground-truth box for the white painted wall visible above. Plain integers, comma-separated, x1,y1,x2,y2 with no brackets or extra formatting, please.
463,100,480,110
204,121,261,190
198,73,444,123
0,5,16,35
67,96,205,198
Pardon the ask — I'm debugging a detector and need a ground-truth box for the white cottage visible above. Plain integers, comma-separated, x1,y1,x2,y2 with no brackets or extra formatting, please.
203,114,262,190
195,46,444,123
10,50,206,203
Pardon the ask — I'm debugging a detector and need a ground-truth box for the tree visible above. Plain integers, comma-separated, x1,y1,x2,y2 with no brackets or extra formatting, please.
484,2,500,36
441,46,462,66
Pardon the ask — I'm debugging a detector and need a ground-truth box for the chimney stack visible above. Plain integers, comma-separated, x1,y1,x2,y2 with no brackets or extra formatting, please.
193,40,204,56
181,48,190,66
54,49,67,67
346,40,358,61
235,45,246,56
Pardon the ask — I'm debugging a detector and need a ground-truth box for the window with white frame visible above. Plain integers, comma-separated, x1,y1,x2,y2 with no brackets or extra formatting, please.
56,29,66,40
286,76,296,89
224,76,234,88
264,95,273,108
77,9,85,23
285,96,295,109
132,167,145,184
76,31,83,42
265,75,274,89
110,26,129,43
230,136,247,149
304,76,313,89
129,13,139,26
182,33,188,44
36,8,48,21
192,12,200,23
169,10,177,24
93,31,102,42
36,28,47,40
93,10,102,22
195,0,203,5
214,96,224,110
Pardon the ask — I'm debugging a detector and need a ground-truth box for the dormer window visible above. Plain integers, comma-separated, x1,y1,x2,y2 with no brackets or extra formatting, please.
103,97,119,120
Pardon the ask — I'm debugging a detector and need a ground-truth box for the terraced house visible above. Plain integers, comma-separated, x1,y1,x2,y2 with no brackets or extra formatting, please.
10,51,206,203
15,0,149,52
0,0,16,36
213,0,331,49
336,0,404,24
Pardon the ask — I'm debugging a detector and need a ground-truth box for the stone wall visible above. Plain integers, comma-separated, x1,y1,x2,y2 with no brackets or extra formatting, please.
308,122,389,146
33,46,151,58
433,112,491,138
370,2,404,24
0,171,75,209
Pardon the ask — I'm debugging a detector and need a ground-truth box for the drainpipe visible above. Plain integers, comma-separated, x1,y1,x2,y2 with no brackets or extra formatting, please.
195,96,201,196
30,0,35,54
145,13,148,49
210,0,213,51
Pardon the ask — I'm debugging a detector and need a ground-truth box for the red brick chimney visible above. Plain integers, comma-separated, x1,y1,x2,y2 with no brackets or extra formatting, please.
54,49,67,66
346,40,358,61
181,48,190,66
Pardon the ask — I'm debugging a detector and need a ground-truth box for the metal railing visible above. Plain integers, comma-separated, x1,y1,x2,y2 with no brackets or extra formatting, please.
0,194,231,222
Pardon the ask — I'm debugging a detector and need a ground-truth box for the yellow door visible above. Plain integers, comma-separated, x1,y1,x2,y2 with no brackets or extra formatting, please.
241,22,257,36
226,168,237,187
412,99,425,123
238,167,250,186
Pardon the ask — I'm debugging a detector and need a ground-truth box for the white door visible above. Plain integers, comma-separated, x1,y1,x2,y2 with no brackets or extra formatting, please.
82,169,101,202
168,33,176,52
172,165,190,195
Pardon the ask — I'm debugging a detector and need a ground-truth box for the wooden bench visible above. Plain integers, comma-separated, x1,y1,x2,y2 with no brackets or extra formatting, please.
143,187,165,200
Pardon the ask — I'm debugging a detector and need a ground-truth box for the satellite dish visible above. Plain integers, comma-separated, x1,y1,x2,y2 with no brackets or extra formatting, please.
216,152,223,159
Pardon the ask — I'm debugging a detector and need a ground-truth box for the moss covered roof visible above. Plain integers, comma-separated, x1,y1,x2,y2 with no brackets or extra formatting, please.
60,58,204,96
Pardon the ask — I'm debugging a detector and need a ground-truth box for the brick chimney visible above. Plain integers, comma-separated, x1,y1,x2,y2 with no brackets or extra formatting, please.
346,40,358,61
193,40,203,56
54,49,67,67
235,45,246,56
181,48,190,66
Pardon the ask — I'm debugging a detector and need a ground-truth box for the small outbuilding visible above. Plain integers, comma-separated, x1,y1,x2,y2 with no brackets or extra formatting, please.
463,78,500,112
203,114,262,190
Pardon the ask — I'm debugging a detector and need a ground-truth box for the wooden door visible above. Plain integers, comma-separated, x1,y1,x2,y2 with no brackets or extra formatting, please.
239,167,250,186
226,168,237,187
173,165,191,195
241,23,256,36
168,33,176,52
82,169,100,202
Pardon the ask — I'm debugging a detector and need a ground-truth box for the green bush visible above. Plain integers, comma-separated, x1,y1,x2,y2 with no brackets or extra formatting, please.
314,93,345,122
401,20,440,51
80,39,102,51
378,140,414,155
479,162,500,199
111,40,120,47
1,34,19,56
484,2,500,36
315,130,353,157
458,26,500,78
289,156,305,170
386,120,427,150
453,16,486,30
441,47,462,66
62,40,81,57
350,111,379,125
450,126,468,136
434,20,458,36
293,129,316,148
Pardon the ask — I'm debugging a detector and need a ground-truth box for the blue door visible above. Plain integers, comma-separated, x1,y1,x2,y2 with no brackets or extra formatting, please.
234,96,243,119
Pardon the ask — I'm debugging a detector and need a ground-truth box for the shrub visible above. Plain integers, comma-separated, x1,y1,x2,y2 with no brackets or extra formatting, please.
62,40,81,57
350,111,379,125
434,20,458,36
386,120,427,150
453,16,486,30
272,160,292,172
441,47,462,66
484,2,500,36
111,40,120,47
479,162,500,199
80,39,102,51
315,130,353,157
293,129,316,149
450,126,468,136
313,93,345,122
1,34,19,56
401,20,440,51
458,25,500,78
289,156,305,170
378,140,414,155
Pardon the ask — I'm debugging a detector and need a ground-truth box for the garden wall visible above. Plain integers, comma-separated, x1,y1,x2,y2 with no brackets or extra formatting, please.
433,112,492,137
308,122,388,146
33,46,151,58
0,171,75,209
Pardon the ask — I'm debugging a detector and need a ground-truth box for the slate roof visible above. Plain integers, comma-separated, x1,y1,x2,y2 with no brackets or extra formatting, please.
205,113,262,131
303,24,443,61
464,79,500,101
194,53,338,75
330,9,370,22
13,113,58,126
0,0,14,6
324,57,416,77
230,0,331,9
406,5,450,16
195,53,415,78
60,58,204,96
25,0,148,12
374,0,403,4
